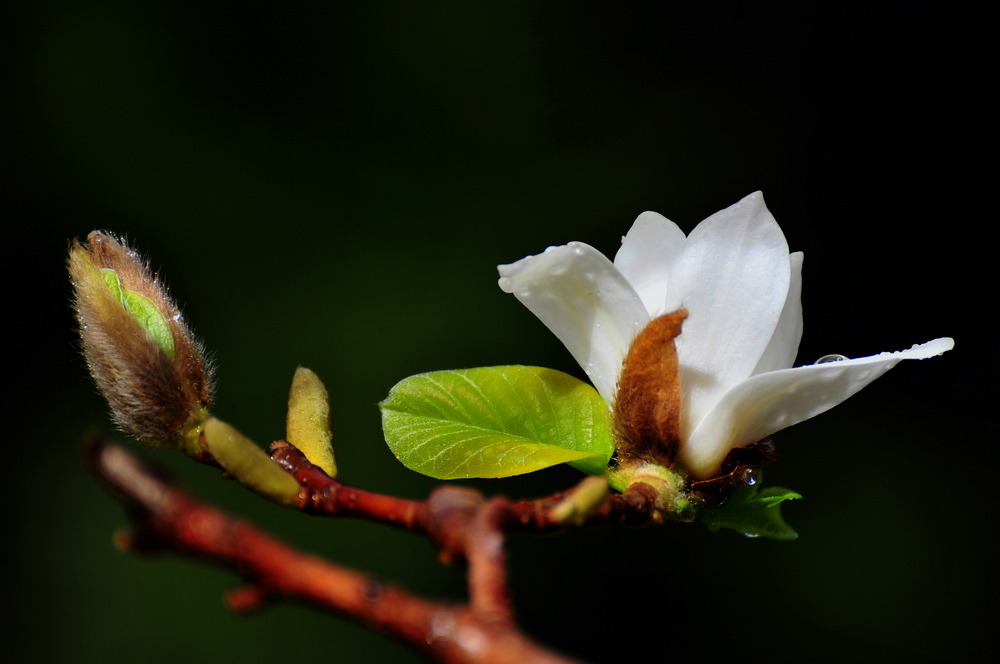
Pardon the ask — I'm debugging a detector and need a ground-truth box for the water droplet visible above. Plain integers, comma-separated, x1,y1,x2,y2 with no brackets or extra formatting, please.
814,354,848,364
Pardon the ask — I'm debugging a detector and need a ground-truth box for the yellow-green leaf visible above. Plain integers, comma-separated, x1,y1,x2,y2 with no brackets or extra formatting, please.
380,366,614,479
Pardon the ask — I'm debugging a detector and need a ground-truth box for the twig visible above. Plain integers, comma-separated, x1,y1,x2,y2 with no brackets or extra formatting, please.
269,440,669,533
270,439,430,531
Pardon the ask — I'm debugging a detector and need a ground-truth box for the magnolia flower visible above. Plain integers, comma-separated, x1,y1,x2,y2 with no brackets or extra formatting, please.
498,192,953,480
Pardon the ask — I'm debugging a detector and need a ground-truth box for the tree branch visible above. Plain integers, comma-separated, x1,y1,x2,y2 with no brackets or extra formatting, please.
88,436,693,663
87,438,578,664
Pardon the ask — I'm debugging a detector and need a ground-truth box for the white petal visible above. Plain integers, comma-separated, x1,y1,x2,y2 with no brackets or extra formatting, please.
662,192,792,437
680,337,955,479
752,251,804,375
498,243,649,403
613,211,688,316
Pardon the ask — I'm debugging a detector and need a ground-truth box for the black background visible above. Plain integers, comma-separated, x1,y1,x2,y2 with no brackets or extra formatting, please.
3,2,989,663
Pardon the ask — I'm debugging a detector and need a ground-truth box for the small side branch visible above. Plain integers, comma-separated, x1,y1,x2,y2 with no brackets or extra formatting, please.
270,440,429,532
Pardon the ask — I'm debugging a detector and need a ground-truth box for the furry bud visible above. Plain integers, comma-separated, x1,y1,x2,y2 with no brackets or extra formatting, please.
69,231,213,447
612,309,687,469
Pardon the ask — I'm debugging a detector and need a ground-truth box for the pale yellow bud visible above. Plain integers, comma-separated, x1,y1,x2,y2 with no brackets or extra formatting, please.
286,367,337,478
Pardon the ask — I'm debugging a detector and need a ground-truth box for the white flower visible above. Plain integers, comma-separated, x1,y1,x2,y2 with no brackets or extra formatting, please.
498,192,954,480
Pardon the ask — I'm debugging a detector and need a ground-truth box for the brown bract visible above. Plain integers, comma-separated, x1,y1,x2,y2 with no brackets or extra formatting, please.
687,438,778,507
68,231,213,447
612,309,687,469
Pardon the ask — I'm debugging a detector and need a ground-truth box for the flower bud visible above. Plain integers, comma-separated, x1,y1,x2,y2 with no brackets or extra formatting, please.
69,231,213,448
286,367,337,478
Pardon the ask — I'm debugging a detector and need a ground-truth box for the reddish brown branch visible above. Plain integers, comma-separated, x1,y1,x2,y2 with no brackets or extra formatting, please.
269,440,666,534
268,441,685,625
466,497,516,624
87,438,677,663
270,440,430,531
265,441,679,634
87,438,577,664
270,441,518,622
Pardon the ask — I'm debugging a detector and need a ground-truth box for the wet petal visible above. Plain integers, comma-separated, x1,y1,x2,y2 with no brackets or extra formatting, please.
680,337,955,479
752,251,804,375
613,211,688,316
662,192,792,436
498,243,649,402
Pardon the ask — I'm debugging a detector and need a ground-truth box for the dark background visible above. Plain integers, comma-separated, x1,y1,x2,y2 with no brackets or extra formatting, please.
3,2,989,663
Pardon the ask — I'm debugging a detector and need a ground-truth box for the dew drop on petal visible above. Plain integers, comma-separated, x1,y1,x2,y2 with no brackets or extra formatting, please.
814,354,848,364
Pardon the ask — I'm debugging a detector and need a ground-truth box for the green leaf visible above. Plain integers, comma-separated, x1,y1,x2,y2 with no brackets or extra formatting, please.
121,290,175,360
380,366,615,479
699,484,802,540
100,267,175,359
100,268,124,301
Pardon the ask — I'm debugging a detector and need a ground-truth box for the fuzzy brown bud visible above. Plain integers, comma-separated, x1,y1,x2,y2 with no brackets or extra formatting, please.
612,309,687,469
68,231,213,448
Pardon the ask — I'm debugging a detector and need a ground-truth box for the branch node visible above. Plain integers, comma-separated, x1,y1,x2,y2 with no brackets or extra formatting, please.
360,577,386,604
427,486,485,566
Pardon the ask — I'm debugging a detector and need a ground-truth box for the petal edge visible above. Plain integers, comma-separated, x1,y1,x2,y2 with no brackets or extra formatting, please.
499,243,649,402
681,337,954,478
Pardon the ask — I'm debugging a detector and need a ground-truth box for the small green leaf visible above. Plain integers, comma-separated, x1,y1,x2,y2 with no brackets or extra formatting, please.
380,366,614,479
121,290,175,360
100,267,176,359
100,268,124,300
699,484,802,540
